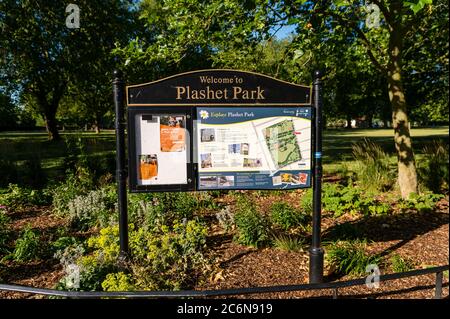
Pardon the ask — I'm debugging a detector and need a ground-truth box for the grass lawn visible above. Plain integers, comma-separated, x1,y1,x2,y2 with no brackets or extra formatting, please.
322,126,449,172
0,127,448,182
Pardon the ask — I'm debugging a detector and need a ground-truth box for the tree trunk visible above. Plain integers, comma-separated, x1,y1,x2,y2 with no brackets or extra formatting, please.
346,114,352,129
44,111,60,141
388,25,418,198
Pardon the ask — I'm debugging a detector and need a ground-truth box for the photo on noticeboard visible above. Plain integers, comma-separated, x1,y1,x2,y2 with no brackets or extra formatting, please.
139,154,158,180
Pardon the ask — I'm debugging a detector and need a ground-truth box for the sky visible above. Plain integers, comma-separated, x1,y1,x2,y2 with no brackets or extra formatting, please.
273,24,297,40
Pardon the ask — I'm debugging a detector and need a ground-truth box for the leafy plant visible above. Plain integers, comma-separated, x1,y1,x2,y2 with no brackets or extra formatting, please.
270,202,309,231
300,188,313,214
13,225,41,262
273,235,305,252
398,192,444,213
322,183,391,217
52,172,94,216
51,236,79,254
0,184,48,209
101,272,135,291
0,207,11,254
234,197,271,248
326,240,381,276
66,185,117,230
216,206,234,232
390,254,415,273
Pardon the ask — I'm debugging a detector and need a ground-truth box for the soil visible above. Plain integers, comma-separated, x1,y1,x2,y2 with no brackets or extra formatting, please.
0,191,448,299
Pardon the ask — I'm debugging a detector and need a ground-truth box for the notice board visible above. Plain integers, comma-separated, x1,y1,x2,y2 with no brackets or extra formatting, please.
126,70,313,192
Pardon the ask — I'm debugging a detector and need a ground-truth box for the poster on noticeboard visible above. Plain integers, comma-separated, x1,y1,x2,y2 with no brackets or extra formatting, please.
134,113,188,186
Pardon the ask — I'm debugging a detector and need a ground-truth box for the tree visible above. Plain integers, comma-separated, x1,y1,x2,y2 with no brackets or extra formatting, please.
0,0,133,140
279,0,439,198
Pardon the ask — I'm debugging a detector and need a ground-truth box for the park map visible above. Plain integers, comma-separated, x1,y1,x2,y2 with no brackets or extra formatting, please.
263,119,302,168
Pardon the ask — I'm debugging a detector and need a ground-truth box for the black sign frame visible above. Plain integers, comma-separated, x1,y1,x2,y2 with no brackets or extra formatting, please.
115,69,325,283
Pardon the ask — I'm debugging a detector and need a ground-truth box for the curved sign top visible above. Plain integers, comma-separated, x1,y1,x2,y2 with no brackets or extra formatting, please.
126,69,312,106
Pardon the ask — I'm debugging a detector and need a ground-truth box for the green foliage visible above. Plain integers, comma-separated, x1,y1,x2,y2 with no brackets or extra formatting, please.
128,191,214,229
66,185,117,230
52,171,94,217
270,202,309,231
51,236,79,254
0,207,11,254
56,218,210,291
352,138,394,192
13,225,41,262
326,240,381,276
273,235,305,252
398,192,444,213
216,206,234,232
300,189,313,214
0,184,49,209
101,272,135,292
322,183,391,217
390,254,415,273
418,141,449,193
234,197,271,248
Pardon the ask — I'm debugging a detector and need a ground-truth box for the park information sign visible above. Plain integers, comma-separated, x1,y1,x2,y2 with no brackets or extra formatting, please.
196,107,312,190
125,70,312,192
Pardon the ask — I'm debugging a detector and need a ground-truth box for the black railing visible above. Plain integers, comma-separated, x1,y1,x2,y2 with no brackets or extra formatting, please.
0,265,448,299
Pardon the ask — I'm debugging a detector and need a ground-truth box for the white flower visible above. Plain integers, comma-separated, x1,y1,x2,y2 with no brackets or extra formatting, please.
199,110,209,120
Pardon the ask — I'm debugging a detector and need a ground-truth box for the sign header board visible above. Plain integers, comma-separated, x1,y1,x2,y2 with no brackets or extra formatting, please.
127,69,312,106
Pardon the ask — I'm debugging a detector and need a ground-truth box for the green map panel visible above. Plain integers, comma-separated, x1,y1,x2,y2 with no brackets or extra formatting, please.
263,119,302,168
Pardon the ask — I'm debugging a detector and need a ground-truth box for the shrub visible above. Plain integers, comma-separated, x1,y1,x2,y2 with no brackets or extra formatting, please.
418,141,449,193
352,138,394,192
51,236,79,254
326,240,380,276
273,235,305,252
322,183,391,217
0,207,11,254
300,189,313,214
13,225,41,262
390,254,415,273
52,172,94,216
234,197,271,247
398,192,444,213
216,206,234,232
270,202,309,231
101,272,135,292
66,185,117,230
0,184,50,210
56,219,211,291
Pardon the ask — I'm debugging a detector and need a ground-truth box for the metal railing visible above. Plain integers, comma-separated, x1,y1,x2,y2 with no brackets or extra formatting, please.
0,265,448,299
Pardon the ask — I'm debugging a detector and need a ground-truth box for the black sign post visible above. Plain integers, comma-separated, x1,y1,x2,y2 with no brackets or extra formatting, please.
309,70,324,283
113,70,129,259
